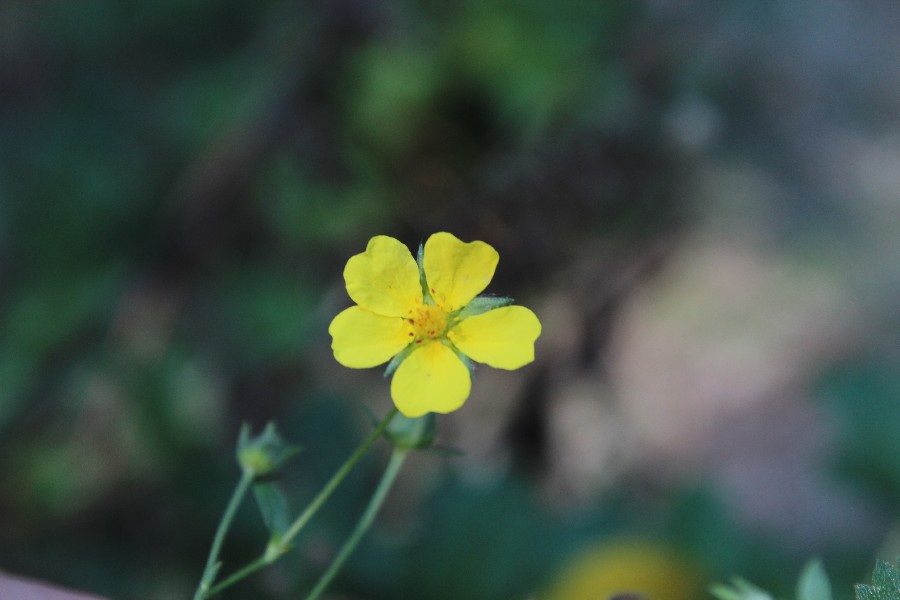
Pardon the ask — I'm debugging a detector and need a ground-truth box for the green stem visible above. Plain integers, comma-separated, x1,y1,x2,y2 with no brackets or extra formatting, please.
206,555,269,596
304,448,409,600
194,470,254,600
281,408,398,545
207,408,398,597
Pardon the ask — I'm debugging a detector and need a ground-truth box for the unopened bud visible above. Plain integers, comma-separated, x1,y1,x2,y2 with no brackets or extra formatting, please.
237,423,300,478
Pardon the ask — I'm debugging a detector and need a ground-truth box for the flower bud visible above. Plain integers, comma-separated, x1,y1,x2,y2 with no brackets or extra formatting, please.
237,423,300,478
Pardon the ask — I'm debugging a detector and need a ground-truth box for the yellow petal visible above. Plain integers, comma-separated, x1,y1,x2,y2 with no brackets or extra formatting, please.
391,341,471,417
344,235,422,317
329,306,414,368
423,232,498,312
542,541,705,600
448,306,541,369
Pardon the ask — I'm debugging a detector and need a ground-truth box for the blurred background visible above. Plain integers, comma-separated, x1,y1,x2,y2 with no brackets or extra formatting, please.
1,1,899,599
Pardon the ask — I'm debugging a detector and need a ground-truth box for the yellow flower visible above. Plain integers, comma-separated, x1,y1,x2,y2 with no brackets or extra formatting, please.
541,540,705,600
328,232,541,417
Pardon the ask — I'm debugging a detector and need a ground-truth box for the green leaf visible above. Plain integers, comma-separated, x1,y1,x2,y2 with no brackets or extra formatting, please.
709,578,773,600
253,481,291,537
855,557,900,600
817,361,900,503
873,560,900,594
797,559,831,600
856,585,879,600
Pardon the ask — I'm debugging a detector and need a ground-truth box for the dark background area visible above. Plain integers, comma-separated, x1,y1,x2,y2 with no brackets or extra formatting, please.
1,1,899,599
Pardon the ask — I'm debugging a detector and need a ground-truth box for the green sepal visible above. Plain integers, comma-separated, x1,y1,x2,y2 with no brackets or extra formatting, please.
417,243,435,305
384,343,416,378
454,295,513,320
237,422,301,479
450,346,475,374
385,413,436,450
797,559,831,600
252,481,291,536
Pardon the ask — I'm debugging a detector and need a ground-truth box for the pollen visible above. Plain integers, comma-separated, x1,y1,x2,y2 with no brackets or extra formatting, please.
409,304,449,340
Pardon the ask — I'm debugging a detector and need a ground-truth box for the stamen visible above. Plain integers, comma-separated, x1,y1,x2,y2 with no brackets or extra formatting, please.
409,304,449,342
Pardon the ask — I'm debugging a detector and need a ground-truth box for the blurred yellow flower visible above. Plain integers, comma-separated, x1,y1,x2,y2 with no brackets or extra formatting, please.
329,232,541,417
541,540,705,600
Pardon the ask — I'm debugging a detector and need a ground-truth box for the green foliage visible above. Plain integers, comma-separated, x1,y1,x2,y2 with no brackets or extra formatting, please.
255,156,391,246
817,361,900,503
347,45,443,157
352,477,562,600
856,557,900,600
797,560,833,600
0,266,124,429
711,559,832,600
212,263,319,364
252,481,291,538
711,578,774,600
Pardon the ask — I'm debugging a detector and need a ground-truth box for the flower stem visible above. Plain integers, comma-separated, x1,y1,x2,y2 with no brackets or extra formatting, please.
280,408,398,545
205,555,270,596
206,408,399,597
193,469,254,600
303,448,409,600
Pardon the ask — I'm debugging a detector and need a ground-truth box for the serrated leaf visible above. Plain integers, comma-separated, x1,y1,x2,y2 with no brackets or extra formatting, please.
253,481,291,536
855,557,900,600
873,560,900,594
855,584,879,600
797,559,831,600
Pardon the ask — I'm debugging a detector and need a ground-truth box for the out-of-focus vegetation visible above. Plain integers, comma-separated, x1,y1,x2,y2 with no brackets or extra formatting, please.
2,1,899,599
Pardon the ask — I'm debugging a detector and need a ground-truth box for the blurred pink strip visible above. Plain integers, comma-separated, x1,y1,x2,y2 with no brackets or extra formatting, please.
0,573,108,600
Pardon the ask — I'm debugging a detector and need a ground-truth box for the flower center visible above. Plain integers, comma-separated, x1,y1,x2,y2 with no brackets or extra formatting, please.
408,304,450,342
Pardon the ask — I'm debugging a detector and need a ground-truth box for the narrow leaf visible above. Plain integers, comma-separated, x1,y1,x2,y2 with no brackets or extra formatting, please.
709,578,773,600
253,481,291,536
797,559,831,600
